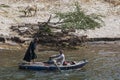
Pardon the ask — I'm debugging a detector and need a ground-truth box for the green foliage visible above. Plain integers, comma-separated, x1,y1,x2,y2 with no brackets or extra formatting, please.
44,25,51,33
39,24,51,34
55,2,103,30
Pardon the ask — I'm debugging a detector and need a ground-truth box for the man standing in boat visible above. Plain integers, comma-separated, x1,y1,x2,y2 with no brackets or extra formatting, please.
23,38,38,63
49,49,65,65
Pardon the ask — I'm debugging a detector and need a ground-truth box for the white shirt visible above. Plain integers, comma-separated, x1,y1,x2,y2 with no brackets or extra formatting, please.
52,53,65,65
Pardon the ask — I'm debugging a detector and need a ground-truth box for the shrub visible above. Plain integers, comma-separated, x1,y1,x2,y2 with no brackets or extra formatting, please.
55,2,104,31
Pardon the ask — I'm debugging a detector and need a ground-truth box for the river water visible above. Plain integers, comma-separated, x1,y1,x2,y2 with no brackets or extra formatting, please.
0,41,120,80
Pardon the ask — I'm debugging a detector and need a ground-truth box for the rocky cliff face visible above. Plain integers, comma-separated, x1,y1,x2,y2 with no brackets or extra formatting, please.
0,0,120,38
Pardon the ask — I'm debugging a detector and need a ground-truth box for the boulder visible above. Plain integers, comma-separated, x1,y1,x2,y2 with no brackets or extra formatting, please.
11,36,25,43
0,36,6,43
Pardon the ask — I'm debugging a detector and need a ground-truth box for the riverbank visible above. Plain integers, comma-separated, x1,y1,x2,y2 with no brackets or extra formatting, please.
0,0,120,38
0,40,120,51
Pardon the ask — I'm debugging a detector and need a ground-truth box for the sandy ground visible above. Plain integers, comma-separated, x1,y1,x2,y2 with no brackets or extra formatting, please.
0,0,120,38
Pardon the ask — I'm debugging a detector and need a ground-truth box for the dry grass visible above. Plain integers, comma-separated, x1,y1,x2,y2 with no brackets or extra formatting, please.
82,0,90,3
104,0,120,6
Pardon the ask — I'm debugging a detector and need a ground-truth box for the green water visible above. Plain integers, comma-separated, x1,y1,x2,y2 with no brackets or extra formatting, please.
0,42,120,80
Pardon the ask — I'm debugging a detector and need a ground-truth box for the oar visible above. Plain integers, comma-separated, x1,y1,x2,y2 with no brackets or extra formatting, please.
53,60,62,72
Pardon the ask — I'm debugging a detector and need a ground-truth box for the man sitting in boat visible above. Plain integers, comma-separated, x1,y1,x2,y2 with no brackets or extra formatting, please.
48,50,65,65
23,38,38,64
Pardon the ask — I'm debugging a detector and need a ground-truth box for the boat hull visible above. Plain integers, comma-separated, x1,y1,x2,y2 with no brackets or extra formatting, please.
19,60,88,71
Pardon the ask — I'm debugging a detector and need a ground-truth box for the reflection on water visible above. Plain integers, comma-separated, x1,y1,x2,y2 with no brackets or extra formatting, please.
0,42,120,80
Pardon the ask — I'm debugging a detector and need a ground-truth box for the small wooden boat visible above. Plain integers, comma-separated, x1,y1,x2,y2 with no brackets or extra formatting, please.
19,60,88,71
